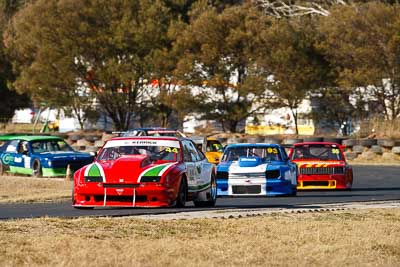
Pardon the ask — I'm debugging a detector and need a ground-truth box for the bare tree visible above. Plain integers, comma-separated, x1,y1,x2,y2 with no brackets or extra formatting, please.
252,0,348,17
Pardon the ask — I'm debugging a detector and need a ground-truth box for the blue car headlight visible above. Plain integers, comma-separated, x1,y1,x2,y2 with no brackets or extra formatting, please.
265,169,280,179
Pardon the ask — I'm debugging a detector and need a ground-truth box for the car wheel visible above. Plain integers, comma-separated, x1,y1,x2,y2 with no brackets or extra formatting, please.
32,159,42,178
194,173,217,207
175,177,187,208
288,187,297,197
73,206,95,210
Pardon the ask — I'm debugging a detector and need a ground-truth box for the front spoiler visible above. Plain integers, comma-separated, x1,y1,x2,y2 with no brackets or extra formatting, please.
73,183,175,208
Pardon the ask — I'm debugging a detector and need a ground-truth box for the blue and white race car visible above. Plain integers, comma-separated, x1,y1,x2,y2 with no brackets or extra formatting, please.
216,143,297,197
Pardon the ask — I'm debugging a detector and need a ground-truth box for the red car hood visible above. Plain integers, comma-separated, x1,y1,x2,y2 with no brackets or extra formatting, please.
292,159,345,167
82,155,177,183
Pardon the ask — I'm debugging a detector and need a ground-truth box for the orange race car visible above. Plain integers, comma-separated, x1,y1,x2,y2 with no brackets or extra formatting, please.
289,142,353,190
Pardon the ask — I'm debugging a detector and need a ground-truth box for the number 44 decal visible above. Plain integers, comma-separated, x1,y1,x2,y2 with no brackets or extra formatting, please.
165,147,179,153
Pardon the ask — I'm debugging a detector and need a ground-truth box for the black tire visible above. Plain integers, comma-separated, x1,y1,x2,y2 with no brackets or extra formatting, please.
85,135,101,142
370,145,383,154
175,177,187,208
264,137,281,144
69,135,82,141
377,139,395,148
359,139,377,147
32,159,43,178
342,139,357,147
73,206,95,210
323,137,344,144
288,187,297,197
72,185,75,205
344,151,358,160
352,145,364,154
194,173,217,207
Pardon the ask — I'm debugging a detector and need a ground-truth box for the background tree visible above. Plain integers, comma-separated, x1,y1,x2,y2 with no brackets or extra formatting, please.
257,16,331,135
6,0,177,131
0,0,30,123
318,2,400,121
173,4,268,132
310,87,356,135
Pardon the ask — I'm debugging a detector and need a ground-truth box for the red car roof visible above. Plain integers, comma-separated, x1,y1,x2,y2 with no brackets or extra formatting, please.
293,142,342,146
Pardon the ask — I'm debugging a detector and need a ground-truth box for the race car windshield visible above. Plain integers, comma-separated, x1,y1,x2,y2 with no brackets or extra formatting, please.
98,145,181,162
31,140,74,153
292,145,343,161
206,140,224,152
221,146,281,162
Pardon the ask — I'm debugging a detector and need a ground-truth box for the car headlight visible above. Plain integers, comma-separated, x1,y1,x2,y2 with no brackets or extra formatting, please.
265,169,280,179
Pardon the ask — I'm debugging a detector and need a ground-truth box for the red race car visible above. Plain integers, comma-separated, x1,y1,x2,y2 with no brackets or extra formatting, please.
72,136,217,208
289,142,353,190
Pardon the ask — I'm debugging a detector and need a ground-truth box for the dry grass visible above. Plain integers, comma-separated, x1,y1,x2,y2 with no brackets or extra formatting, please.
357,118,400,139
0,122,45,133
0,209,400,266
0,176,71,203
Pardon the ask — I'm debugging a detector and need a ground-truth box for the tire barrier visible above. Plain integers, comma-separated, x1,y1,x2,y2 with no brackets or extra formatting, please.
392,146,400,154
85,135,101,142
342,139,357,147
303,137,323,142
344,151,357,160
377,139,395,148
247,136,265,143
352,145,365,154
359,139,377,147
264,137,281,144
58,132,400,163
94,140,105,148
281,138,303,145
370,145,383,154
69,135,82,142
323,137,344,144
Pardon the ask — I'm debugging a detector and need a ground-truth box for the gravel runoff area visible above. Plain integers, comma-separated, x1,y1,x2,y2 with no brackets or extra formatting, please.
137,200,400,220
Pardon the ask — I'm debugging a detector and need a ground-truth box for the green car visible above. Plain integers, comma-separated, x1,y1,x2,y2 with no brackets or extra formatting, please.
0,135,95,177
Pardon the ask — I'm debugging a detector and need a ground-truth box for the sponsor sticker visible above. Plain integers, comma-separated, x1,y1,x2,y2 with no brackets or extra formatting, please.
241,158,257,161
1,154,14,164
105,139,180,148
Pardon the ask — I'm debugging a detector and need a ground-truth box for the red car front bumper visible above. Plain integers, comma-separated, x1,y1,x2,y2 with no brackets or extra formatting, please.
73,183,177,207
297,173,353,190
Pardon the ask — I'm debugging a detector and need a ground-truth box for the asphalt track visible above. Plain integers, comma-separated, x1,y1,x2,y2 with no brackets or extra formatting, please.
0,165,399,220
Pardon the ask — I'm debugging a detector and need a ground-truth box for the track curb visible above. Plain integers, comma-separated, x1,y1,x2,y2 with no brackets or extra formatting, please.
136,200,400,220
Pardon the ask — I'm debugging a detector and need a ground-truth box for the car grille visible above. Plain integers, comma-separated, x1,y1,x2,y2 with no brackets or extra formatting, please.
265,170,280,179
232,185,261,194
94,195,147,202
103,183,140,188
217,171,229,179
299,167,344,175
229,173,265,179
302,181,330,187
